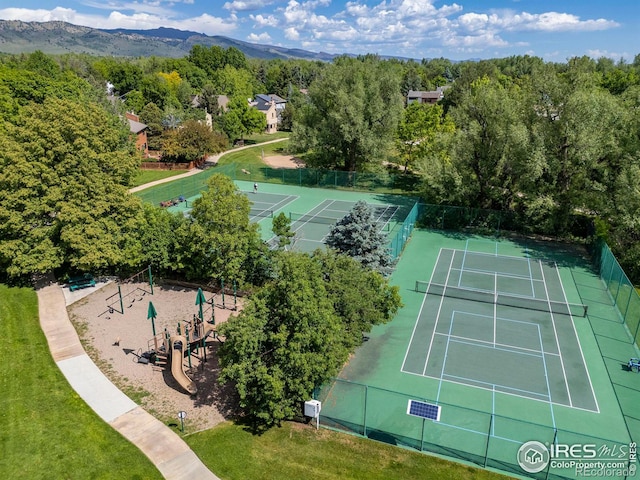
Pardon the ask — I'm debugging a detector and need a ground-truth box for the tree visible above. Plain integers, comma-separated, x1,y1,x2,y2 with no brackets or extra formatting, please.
395,102,454,173
271,213,294,250
291,56,404,171
139,102,164,150
218,252,346,429
221,96,266,142
311,249,402,350
160,119,226,163
325,201,394,275
175,174,260,283
217,249,401,429
0,96,143,277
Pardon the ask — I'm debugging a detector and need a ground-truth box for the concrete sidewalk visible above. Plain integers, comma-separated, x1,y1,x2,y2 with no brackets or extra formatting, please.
129,137,288,194
37,283,219,480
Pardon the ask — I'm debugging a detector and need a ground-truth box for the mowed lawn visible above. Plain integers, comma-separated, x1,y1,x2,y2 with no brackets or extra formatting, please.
0,285,162,480
187,422,511,480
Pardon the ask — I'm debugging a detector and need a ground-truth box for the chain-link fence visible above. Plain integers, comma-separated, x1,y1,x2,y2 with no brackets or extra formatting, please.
315,379,632,480
134,163,419,206
591,240,640,348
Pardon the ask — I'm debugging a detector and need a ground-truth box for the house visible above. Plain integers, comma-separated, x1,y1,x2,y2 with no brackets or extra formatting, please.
190,94,230,114
252,95,282,134
407,87,445,105
253,94,287,132
125,112,148,156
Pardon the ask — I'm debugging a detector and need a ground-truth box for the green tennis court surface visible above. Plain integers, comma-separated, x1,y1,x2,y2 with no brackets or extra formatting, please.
404,247,597,412
167,180,412,252
317,231,633,479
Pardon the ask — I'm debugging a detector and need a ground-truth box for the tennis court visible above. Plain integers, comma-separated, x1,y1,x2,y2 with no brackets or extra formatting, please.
316,230,632,479
404,246,597,412
166,180,411,253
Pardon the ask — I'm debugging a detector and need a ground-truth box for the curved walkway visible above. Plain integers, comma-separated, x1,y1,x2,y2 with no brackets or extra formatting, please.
37,280,219,480
129,137,288,194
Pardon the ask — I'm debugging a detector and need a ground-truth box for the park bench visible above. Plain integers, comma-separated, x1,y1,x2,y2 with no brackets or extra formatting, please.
67,274,96,291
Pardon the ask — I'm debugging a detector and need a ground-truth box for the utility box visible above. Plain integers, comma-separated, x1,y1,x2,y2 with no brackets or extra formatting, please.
304,399,321,418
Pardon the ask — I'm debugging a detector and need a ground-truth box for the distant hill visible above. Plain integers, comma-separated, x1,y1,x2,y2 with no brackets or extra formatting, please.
0,20,337,61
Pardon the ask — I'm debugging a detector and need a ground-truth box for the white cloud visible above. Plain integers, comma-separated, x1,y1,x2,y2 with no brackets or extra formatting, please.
247,31,271,42
284,26,299,40
223,1,277,12
250,13,279,28
587,49,631,61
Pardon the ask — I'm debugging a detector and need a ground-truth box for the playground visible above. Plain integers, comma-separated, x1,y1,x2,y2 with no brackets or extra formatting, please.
67,278,242,431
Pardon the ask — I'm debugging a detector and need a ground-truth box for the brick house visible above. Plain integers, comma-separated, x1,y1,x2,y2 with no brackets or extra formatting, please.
125,112,148,156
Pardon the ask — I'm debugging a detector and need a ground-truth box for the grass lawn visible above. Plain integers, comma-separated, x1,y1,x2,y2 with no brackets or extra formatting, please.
0,284,162,480
187,421,510,480
243,131,290,144
218,139,291,167
132,168,190,187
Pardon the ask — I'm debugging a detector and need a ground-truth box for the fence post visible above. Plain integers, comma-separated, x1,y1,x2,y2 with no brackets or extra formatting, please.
544,429,558,480
148,265,154,295
363,385,368,437
484,414,493,467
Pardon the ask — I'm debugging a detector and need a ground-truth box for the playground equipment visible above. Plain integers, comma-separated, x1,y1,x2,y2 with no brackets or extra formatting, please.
151,317,217,395
102,266,154,317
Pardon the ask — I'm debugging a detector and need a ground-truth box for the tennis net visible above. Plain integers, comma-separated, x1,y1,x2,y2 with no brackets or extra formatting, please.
289,212,343,225
249,208,273,218
289,212,395,231
415,281,588,317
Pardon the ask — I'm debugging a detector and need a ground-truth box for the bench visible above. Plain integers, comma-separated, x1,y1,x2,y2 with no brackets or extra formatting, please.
629,358,640,372
68,274,96,291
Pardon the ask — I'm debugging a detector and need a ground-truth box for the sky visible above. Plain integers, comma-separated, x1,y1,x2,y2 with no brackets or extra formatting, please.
0,1,636,61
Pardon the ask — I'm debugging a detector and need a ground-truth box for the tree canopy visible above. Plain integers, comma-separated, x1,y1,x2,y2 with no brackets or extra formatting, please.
326,201,395,275
291,56,404,171
217,250,401,429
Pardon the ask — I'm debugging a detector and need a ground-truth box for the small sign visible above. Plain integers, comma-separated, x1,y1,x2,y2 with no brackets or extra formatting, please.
178,411,187,420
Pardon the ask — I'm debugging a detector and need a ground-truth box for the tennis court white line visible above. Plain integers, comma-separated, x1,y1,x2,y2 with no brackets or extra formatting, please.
540,260,573,407
400,368,597,411
401,249,444,373
537,316,557,430
443,372,549,399
447,337,545,359
435,310,456,403
459,242,469,287
250,194,298,222
450,267,542,284
290,199,337,233
527,250,535,296
422,252,457,376
555,261,600,413
493,272,497,345
434,332,554,356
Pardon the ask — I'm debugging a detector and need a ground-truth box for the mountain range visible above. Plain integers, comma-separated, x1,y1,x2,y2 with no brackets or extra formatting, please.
0,20,338,61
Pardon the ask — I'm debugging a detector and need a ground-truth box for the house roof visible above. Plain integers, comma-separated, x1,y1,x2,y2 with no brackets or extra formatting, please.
407,90,444,100
256,93,287,104
128,118,147,134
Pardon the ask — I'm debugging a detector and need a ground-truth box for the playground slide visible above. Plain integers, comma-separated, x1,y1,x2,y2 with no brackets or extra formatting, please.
169,334,197,395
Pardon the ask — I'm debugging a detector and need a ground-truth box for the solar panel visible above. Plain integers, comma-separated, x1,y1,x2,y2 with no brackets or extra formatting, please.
407,400,441,421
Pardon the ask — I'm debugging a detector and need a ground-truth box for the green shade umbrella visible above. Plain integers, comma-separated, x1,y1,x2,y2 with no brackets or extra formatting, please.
147,301,158,351
195,287,206,321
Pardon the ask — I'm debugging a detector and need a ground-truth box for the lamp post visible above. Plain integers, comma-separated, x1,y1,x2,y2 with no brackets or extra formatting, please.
178,411,187,433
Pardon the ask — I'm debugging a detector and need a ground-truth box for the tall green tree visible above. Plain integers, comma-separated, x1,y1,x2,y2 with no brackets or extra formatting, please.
176,174,260,282
291,56,403,171
218,248,400,430
396,102,454,173
446,76,546,212
160,119,226,163
325,201,394,275
0,97,142,277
